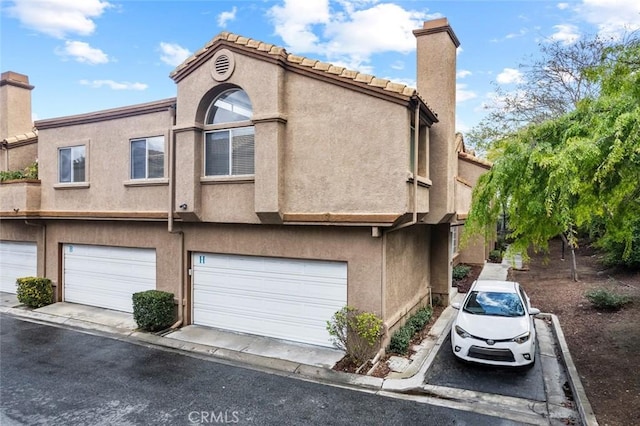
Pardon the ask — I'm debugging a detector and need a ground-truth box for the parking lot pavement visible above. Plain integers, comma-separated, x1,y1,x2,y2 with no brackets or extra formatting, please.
420,318,581,425
424,334,546,402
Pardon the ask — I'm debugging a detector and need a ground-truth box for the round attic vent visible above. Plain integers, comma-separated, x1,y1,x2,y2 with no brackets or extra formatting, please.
211,49,235,82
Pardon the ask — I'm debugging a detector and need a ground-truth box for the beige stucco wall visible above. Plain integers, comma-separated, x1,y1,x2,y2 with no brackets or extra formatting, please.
37,109,172,214
2,142,37,172
0,73,33,141
459,231,487,265
0,180,41,213
383,225,431,331
282,73,410,215
415,21,458,224
455,179,473,215
173,47,415,223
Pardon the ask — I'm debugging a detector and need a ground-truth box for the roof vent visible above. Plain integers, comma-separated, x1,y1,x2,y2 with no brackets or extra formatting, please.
211,49,235,82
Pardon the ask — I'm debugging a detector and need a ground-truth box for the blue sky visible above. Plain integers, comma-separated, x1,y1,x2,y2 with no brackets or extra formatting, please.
2,0,639,133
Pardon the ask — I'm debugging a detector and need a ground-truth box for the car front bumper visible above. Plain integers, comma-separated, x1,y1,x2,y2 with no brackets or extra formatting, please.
451,330,536,367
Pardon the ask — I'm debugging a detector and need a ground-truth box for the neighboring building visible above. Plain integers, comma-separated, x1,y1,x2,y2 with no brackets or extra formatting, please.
0,18,490,349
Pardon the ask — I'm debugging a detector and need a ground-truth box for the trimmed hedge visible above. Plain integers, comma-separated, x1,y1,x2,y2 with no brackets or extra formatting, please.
388,305,433,355
132,290,175,332
453,264,471,281
16,277,53,308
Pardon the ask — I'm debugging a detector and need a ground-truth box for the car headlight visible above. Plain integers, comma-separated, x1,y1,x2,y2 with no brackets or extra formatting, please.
512,332,530,344
455,325,471,339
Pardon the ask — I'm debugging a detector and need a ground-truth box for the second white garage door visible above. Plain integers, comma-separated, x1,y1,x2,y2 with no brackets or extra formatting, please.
0,241,37,293
63,244,156,313
192,253,347,348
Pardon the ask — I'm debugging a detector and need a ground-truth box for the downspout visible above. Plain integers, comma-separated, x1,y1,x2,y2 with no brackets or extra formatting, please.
2,140,8,170
24,220,46,277
167,103,184,329
386,99,420,234
375,100,421,361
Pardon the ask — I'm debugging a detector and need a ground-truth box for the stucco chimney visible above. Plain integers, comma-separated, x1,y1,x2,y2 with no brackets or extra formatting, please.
0,71,35,140
414,19,460,223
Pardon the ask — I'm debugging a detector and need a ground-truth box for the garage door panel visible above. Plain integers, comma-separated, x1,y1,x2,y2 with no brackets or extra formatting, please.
193,253,347,348
0,241,37,294
193,308,330,346
195,265,345,300
64,244,156,313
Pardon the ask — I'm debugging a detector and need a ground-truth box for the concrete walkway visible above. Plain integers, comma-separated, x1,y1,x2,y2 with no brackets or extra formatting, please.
0,261,598,425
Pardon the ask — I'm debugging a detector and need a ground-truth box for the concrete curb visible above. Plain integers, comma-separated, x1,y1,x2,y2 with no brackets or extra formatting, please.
540,313,599,426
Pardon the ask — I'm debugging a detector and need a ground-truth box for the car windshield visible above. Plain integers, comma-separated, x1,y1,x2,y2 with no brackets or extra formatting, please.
462,291,525,317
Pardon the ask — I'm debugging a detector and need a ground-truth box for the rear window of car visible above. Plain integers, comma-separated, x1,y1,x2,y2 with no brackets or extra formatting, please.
463,291,525,317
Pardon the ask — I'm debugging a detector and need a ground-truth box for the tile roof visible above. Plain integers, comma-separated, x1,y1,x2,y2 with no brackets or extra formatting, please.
3,130,37,144
171,32,425,101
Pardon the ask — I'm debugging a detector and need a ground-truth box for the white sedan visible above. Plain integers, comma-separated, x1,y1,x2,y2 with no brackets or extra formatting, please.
451,280,540,367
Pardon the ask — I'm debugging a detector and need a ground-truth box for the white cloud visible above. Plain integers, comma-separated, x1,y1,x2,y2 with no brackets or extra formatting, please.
505,28,528,39
577,0,640,39
268,0,331,52
390,61,404,70
549,24,580,44
57,40,109,64
456,83,477,103
217,6,237,27
457,70,472,79
268,0,439,71
557,3,570,10
497,68,524,84
79,79,147,91
7,0,111,38
159,42,192,67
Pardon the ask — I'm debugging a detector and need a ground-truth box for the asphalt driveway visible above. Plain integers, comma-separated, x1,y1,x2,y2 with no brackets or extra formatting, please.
424,333,546,402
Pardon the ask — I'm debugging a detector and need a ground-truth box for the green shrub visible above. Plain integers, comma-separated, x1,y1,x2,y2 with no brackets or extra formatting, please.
16,277,53,308
132,290,175,331
388,305,433,355
585,289,632,311
0,161,38,182
488,250,503,263
326,306,384,364
453,264,472,281
388,326,412,354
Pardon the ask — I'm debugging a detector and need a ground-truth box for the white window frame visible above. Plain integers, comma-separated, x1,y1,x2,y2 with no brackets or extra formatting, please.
202,88,254,179
130,136,165,180
58,145,86,183
203,126,255,177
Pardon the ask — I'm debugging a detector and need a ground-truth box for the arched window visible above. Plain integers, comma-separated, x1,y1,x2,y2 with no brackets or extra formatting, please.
204,88,254,176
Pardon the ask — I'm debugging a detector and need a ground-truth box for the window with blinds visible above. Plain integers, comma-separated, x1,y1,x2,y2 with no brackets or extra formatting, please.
204,88,254,177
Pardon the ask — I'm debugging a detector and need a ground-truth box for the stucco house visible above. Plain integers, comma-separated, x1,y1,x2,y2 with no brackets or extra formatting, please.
0,18,490,349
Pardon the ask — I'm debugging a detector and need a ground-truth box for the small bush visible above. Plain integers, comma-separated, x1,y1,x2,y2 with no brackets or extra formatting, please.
132,290,175,331
388,305,433,355
585,289,632,311
453,264,472,281
16,277,53,308
0,161,38,182
326,306,384,364
488,250,503,263
388,326,412,354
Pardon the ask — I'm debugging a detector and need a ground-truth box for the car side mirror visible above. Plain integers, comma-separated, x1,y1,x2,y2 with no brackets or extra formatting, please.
452,302,461,310
529,307,540,315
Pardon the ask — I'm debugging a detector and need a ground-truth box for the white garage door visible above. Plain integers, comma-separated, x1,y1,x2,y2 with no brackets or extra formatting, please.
0,241,37,293
63,244,156,313
193,253,347,348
